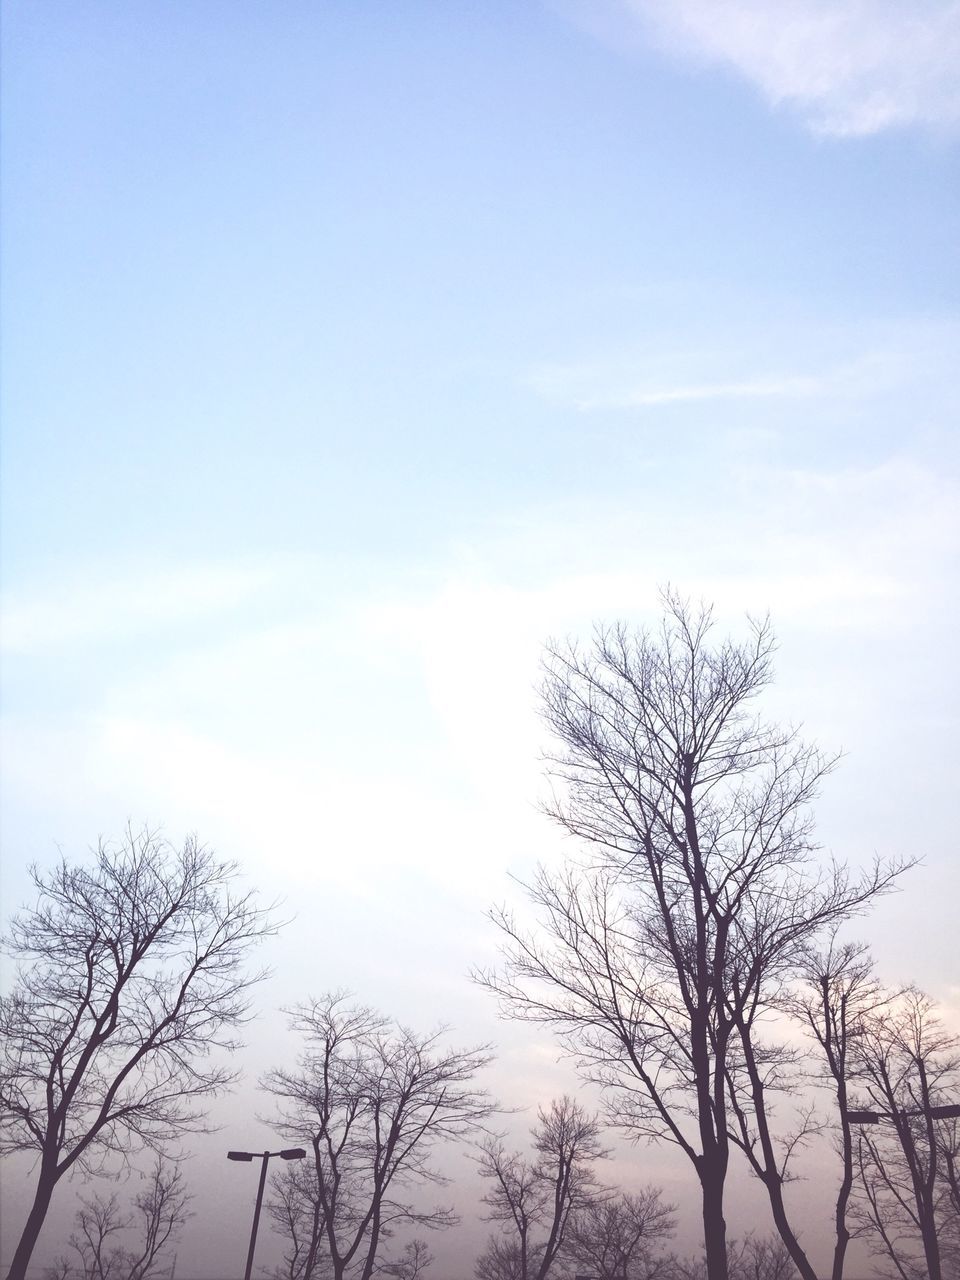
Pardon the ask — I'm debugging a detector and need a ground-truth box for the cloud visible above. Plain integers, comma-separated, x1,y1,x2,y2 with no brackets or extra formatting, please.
2,456,956,1037
526,314,959,421
570,376,820,411
616,0,960,135
528,356,825,413
1,561,278,654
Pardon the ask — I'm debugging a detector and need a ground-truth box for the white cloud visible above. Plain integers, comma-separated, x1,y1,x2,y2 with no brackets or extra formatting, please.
1,561,277,654
526,315,958,417
573,375,820,411
528,356,825,412
2,455,957,1052
619,0,960,135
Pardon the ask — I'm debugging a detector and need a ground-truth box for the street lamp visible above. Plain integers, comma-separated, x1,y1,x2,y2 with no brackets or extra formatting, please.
227,1147,306,1280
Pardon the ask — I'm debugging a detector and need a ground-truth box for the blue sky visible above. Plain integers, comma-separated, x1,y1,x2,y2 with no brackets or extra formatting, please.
3,0,957,575
2,1,959,1272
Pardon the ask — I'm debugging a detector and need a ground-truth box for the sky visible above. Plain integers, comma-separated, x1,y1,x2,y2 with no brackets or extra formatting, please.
1,1,958,1275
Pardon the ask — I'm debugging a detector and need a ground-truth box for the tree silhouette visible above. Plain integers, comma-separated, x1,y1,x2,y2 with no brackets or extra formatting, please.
264,992,493,1280
45,1156,191,1280
566,1187,676,1280
1,829,276,1280
478,593,902,1280
850,990,960,1280
476,1097,606,1280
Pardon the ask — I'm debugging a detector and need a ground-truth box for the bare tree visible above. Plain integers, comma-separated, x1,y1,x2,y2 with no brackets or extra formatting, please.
937,1117,960,1274
672,1237,798,1280
270,1158,330,1280
46,1156,192,1280
477,594,902,1280
380,1240,433,1280
50,1195,128,1280
721,1032,822,1280
733,1238,798,1280
776,938,893,1280
721,939,898,1280
849,990,960,1280
0,829,277,1280
263,992,494,1280
474,1237,524,1280
476,1097,606,1280
565,1186,676,1280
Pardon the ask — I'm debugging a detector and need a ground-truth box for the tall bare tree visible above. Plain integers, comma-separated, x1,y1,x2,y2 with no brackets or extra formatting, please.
476,1097,606,1280
0,829,277,1280
721,941,898,1280
849,990,960,1280
477,594,901,1280
775,938,893,1280
263,992,493,1280
935,1117,960,1276
45,1156,191,1280
565,1186,676,1280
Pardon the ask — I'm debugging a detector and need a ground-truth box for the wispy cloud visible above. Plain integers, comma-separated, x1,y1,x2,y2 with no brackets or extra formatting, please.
614,0,960,136
570,375,820,411
528,357,824,413
526,316,958,416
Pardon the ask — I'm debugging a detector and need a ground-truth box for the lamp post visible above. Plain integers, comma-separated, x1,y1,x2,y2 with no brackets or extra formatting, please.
227,1147,306,1280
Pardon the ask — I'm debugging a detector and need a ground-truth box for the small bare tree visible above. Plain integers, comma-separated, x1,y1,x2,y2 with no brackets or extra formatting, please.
733,1238,798,1280
0,829,277,1280
673,1237,798,1280
45,1156,191,1280
474,1237,524,1280
263,992,493,1280
380,1240,433,1280
269,1158,330,1280
849,990,960,1280
477,594,902,1280
476,1097,606,1280
565,1186,676,1280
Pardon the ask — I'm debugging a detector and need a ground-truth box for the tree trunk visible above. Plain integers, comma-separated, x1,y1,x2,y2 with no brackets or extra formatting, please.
830,1099,853,1280
358,1208,383,1280
916,1060,942,1280
302,1198,324,1280
700,1164,728,1280
764,1176,819,1280
918,1205,942,1280
7,1166,57,1280
736,1028,819,1280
